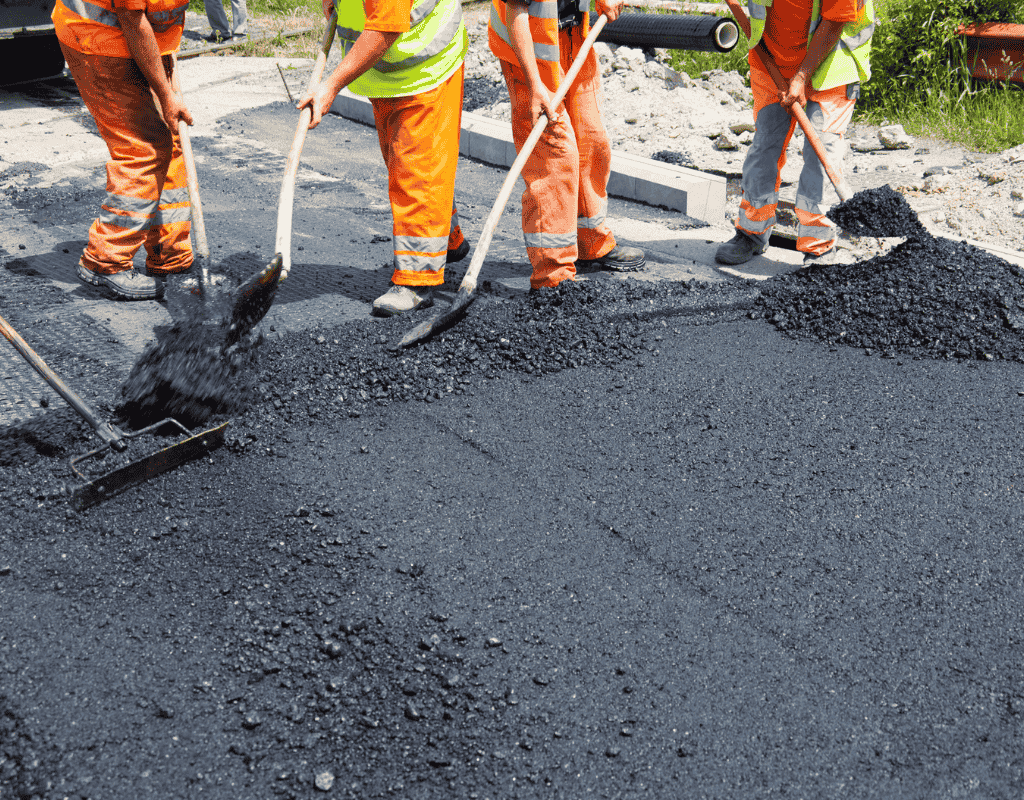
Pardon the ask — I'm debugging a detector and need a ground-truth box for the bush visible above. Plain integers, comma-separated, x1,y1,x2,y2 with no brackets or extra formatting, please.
863,0,1024,108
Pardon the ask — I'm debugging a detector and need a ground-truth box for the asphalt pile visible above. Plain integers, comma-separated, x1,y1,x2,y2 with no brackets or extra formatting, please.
758,191,1024,361
827,185,929,239
246,278,756,423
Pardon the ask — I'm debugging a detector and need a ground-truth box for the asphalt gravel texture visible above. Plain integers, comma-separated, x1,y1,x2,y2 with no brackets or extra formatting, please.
758,186,1024,363
6,71,1024,800
6,262,1024,798
827,185,929,240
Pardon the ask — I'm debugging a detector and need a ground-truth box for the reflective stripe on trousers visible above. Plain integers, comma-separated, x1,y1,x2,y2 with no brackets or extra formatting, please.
61,44,192,274
501,24,615,289
371,66,464,287
736,62,855,256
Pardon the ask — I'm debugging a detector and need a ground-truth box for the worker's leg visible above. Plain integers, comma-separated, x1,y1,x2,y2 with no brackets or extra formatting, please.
558,25,645,272
501,58,579,289
717,62,796,265
61,44,182,298
205,0,232,38
560,26,614,261
736,63,797,248
145,56,193,276
370,66,463,314
229,0,247,36
794,84,856,256
447,205,468,262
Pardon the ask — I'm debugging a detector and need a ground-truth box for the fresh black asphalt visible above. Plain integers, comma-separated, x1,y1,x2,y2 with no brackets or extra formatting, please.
2,94,1024,799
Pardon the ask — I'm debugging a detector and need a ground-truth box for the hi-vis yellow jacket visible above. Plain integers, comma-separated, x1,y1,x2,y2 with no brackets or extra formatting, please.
336,0,468,98
746,0,875,90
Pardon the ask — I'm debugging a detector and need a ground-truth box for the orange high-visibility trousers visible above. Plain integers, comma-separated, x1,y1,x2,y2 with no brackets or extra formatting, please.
502,24,616,289
371,66,465,288
60,43,192,275
736,58,856,256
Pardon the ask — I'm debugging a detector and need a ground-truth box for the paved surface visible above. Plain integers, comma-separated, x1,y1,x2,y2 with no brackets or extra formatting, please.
0,55,795,428
4,56,1024,800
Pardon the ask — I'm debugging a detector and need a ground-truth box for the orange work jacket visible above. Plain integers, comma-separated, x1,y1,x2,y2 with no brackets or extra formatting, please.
488,0,589,92
53,0,188,58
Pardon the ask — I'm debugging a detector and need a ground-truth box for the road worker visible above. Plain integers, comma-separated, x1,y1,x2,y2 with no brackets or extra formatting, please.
489,0,645,290
299,0,469,317
53,0,194,300
716,0,875,266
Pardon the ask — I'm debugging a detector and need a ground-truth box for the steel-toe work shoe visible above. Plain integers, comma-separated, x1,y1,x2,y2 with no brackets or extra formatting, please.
715,231,766,265
583,244,646,272
371,284,434,317
447,239,470,263
77,262,164,300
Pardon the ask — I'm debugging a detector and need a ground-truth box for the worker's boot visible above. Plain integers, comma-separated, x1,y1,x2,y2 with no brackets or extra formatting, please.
715,231,766,265
372,284,434,317
447,239,470,263
582,244,646,272
77,261,164,300
802,248,837,266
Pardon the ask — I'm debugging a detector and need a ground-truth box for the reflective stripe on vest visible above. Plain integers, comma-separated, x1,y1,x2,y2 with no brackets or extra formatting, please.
52,0,187,56
746,0,874,90
335,0,466,98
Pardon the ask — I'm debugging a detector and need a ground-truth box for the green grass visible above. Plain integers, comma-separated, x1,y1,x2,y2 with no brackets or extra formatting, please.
861,82,1024,152
861,0,1024,151
189,0,320,16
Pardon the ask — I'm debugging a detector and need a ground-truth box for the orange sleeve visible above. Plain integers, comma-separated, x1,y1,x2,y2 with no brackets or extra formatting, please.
112,0,150,10
820,0,858,23
363,0,412,33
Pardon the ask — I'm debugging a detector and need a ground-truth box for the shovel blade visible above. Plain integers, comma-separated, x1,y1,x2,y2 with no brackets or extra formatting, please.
73,420,228,510
396,286,477,349
224,254,283,348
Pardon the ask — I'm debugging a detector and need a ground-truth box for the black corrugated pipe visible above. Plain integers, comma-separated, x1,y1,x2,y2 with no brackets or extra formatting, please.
591,12,740,52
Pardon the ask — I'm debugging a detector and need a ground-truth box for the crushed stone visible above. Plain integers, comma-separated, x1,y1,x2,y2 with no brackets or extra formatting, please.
757,234,1024,362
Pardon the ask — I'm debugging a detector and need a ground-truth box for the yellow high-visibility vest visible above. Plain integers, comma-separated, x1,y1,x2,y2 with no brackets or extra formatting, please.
336,0,468,98
746,0,875,90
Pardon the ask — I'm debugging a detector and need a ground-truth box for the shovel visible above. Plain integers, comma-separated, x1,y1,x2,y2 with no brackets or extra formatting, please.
0,312,227,510
396,14,609,349
222,9,338,348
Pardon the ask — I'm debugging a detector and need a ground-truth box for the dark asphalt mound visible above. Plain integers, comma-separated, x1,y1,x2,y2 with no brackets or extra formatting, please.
248,278,757,419
118,322,259,428
827,184,928,239
757,235,1024,361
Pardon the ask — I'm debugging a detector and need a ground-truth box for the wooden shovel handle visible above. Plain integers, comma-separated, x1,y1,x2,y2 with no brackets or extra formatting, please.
724,0,751,38
276,8,337,276
171,57,211,259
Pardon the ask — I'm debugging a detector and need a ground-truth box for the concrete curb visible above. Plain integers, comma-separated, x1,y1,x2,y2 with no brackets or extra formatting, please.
330,88,727,223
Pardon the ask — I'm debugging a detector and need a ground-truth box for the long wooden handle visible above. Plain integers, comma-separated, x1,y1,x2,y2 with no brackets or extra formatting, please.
171,57,211,259
458,15,608,297
724,0,751,38
0,313,126,447
277,9,337,274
